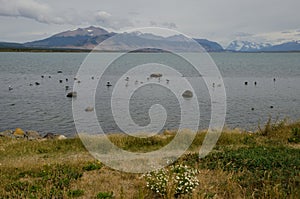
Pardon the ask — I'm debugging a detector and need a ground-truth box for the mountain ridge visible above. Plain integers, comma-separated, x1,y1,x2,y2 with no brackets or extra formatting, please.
226,40,300,52
226,40,272,52
1,26,300,52
23,26,224,52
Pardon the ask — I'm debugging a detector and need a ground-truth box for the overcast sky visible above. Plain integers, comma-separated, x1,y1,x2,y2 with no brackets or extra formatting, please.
0,0,300,47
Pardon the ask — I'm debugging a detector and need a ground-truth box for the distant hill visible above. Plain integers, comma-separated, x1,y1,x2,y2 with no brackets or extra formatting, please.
23,26,224,52
261,41,300,52
24,26,116,49
193,39,223,52
226,40,300,52
0,42,25,49
2,26,300,52
226,40,271,52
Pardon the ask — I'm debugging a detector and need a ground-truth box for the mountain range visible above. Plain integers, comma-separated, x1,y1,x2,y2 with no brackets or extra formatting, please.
1,26,300,52
226,40,300,52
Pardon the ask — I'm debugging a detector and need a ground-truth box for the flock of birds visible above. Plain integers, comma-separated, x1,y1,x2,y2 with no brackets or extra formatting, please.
243,78,277,111
7,70,278,109
122,76,170,87
243,78,276,86
7,71,171,95
7,71,78,93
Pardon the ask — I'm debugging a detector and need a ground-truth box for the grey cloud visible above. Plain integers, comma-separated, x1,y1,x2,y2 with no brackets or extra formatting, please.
0,0,133,29
0,0,64,24
1,0,300,44
128,11,139,16
162,22,177,29
93,10,133,29
150,21,157,26
234,32,254,37
149,21,177,29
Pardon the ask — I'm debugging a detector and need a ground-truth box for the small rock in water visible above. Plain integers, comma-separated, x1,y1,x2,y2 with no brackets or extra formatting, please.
66,91,77,98
85,106,94,112
182,90,193,98
65,86,69,90
150,73,163,78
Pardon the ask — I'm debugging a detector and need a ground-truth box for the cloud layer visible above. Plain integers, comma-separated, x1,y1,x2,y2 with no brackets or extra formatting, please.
0,0,299,45
0,0,133,29
0,0,64,24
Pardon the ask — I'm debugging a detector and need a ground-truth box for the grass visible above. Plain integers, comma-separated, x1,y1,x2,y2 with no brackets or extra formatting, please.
0,119,300,198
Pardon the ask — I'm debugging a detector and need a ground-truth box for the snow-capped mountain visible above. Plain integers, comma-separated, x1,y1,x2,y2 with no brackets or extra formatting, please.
262,40,300,52
22,26,224,52
24,26,115,49
53,26,109,37
226,40,271,52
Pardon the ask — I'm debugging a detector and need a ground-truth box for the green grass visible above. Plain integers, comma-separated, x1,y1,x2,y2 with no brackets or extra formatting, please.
0,119,300,198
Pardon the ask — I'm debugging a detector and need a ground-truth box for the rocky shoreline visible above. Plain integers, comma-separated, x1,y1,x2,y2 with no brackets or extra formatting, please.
0,128,67,140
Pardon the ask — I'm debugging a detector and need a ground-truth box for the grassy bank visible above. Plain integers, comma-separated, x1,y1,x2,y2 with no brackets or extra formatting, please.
1,119,300,198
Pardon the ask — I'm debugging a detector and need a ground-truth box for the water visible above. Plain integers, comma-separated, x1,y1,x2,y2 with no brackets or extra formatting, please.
0,52,300,136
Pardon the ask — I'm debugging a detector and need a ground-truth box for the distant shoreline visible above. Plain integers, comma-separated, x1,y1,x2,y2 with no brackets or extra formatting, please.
1,48,300,53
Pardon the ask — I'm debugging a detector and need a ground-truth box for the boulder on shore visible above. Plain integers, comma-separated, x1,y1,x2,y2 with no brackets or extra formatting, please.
0,130,14,138
43,133,56,139
0,129,67,140
43,133,67,140
14,128,25,138
26,130,41,140
57,135,67,140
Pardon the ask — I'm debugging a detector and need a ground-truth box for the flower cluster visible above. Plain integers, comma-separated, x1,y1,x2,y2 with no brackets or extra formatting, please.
144,164,199,197
172,164,199,196
144,169,168,196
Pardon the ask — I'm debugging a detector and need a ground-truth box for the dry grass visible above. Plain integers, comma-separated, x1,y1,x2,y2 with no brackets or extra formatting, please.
0,119,300,198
